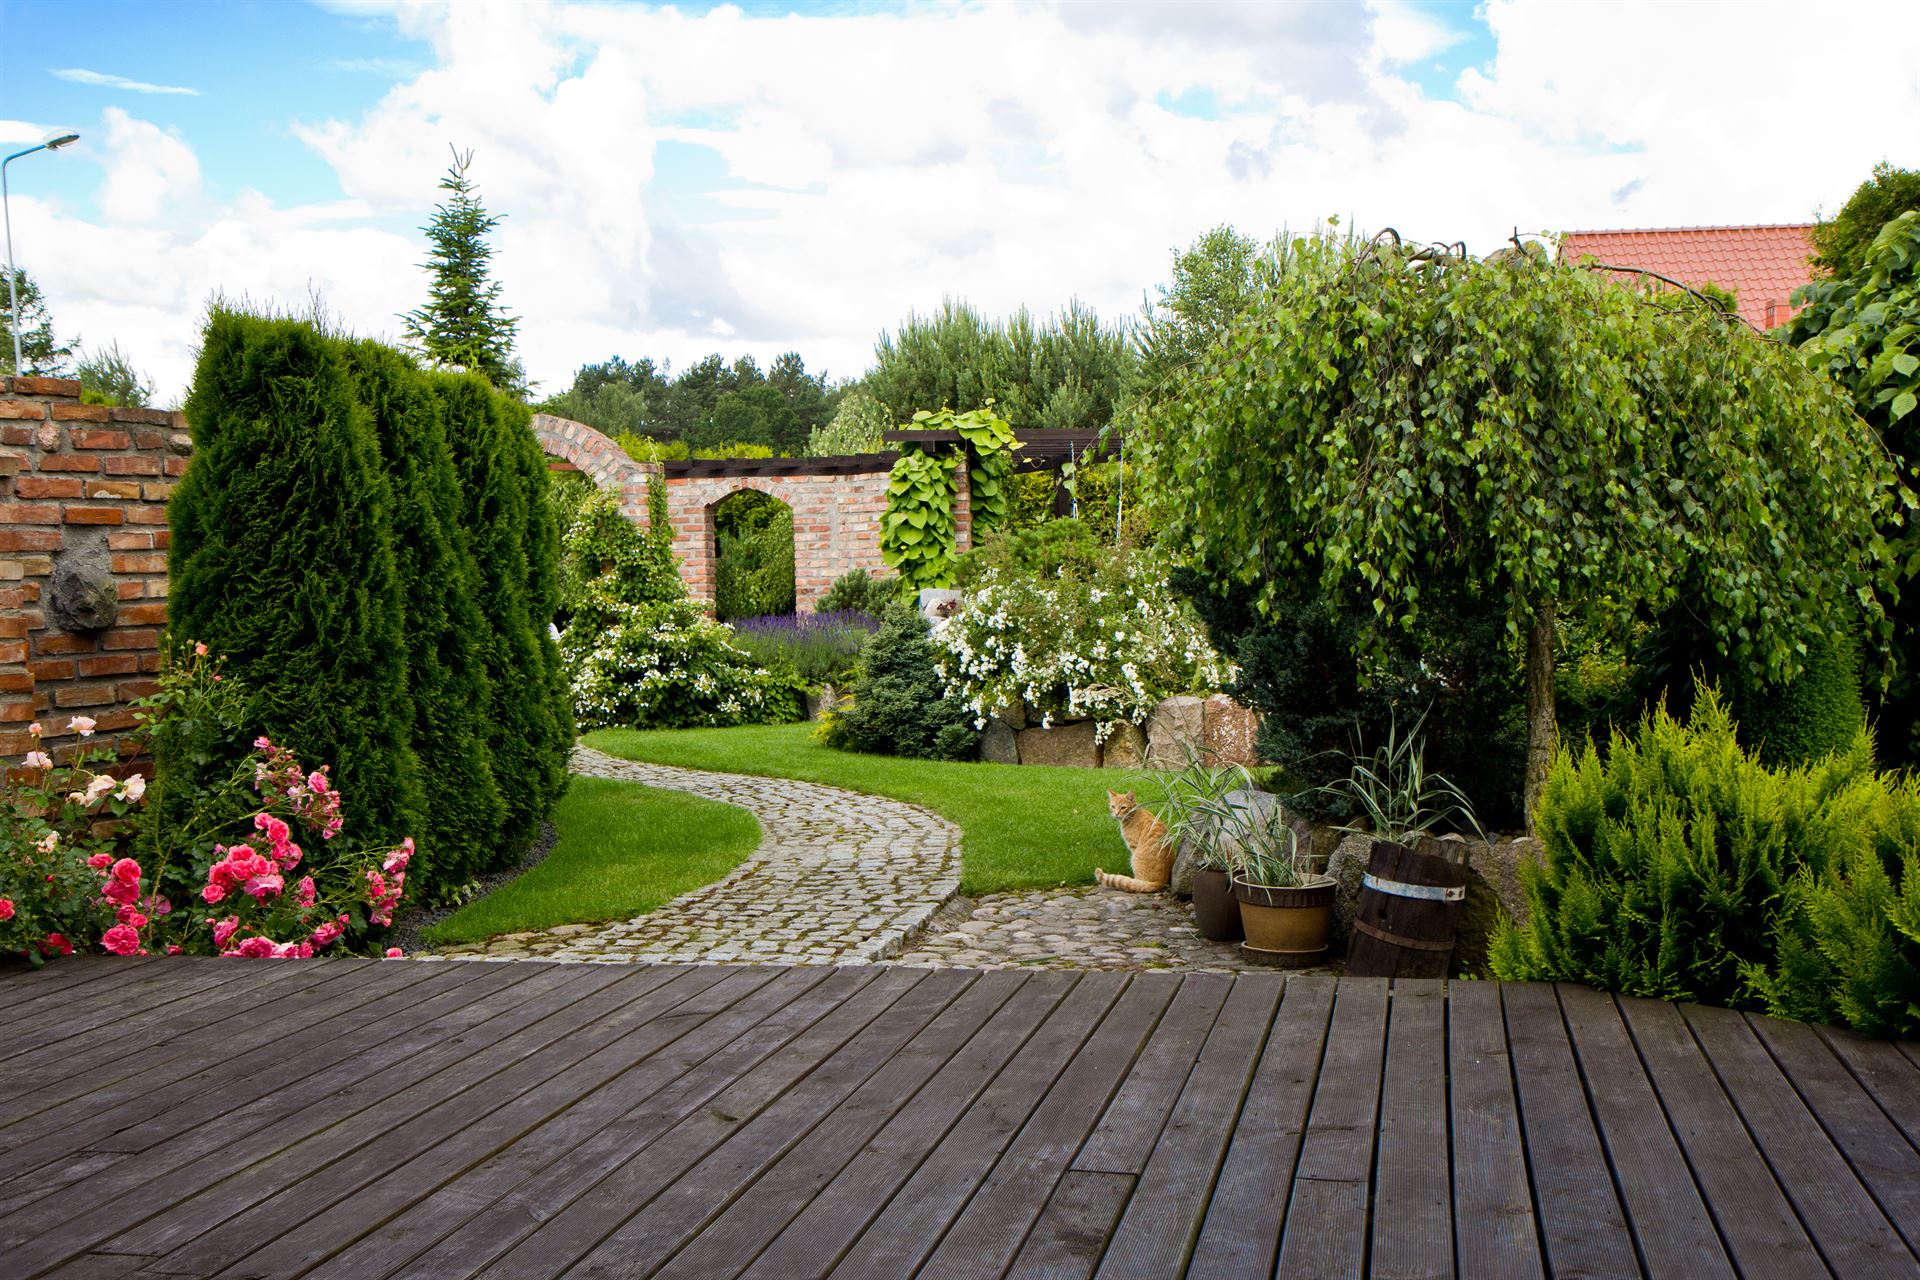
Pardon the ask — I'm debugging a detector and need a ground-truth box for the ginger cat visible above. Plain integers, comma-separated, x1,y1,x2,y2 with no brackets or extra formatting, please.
1097,790,1173,893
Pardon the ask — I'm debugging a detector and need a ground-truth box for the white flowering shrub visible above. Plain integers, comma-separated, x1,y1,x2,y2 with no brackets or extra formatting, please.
933,553,1232,738
562,586,804,731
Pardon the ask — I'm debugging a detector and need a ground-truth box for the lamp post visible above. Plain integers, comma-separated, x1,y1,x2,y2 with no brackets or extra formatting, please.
4,133,81,377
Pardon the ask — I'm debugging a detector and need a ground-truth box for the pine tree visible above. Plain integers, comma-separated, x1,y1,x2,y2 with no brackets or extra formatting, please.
2,267,76,376
402,148,523,394
341,339,509,892
169,310,424,860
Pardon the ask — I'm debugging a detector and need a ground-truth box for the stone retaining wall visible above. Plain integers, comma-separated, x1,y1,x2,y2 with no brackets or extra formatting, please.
1,377,186,764
979,694,1259,770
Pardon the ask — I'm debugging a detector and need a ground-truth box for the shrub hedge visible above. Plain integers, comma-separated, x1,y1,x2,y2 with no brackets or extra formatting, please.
1490,689,1920,1037
168,310,572,902
822,603,978,761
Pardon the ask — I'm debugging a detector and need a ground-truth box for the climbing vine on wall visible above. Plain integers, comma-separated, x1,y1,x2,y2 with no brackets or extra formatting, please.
906,402,1021,532
880,447,959,589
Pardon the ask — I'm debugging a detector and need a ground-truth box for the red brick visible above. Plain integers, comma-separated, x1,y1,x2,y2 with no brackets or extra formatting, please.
152,529,171,548
112,553,167,574
0,588,26,609
107,531,154,550
134,431,165,450
116,581,145,600
0,452,23,475
116,679,160,700
108,407,174,426
14,476,83,499
0,641,24,664
128,506,169,525
0,614,40,639
101,455,162,476
54,684,117,708
33,634,96,655
11,376,80,397
0,698,32,722
0,400,44,420
142,481,175,501
69,428,130,449
76,654,138,678
165,456,188,476
64,507,125,525
0,529,60,552
119,603,167,626
0,672,30,692
0,731,34,755
93,708,138,732
50,403,111,422
102,628,159,651
35,454,100,472
0,502,60,523
86,480,143,500
27,658,75,681
144,579,169,599
0,426,30,446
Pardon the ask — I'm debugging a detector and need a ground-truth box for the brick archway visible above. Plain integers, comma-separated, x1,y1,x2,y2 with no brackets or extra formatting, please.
531,414,970,612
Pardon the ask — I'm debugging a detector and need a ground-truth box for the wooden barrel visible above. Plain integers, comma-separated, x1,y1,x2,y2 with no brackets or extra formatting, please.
1345,837,1470,978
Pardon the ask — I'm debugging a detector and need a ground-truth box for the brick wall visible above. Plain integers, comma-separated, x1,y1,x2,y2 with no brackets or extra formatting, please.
1,377,186,764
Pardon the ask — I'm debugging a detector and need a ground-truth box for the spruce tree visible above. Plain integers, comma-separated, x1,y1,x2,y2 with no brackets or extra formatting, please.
169,310,424,859
431,371,564,843
342,340,509,892
402,148,523,394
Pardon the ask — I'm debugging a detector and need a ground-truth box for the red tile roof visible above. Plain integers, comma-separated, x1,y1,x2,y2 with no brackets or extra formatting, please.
1556,224,1816,329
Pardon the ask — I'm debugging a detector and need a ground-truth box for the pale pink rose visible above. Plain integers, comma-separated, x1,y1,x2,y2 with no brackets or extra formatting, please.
27,721,42,737
0,899,14,922
193,641,208,656
67,716,96,737
101,924,141,956
254,735,272,750
115,775,146,803
23,750,51,769
36,832,58,853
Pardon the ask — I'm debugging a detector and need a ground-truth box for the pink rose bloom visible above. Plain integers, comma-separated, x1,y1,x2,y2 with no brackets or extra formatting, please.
242,871,283,902
0,899,14,922
166,944,183,955
87,853,112,870
308,771,329,794
310,920,344,948
234,936,276,959
115,775,146,803
102,924,141,956
68,716,96,737
296,876,316,908
202,883,227,905
384,948,404,958
111,858,141,885
103,878,141,908
23,750,51,769
116,907,149,928
254,735,272,750
194,641,208,656
40,933,73,957
296,941,314,958
211,917,241,947
143,893,172,918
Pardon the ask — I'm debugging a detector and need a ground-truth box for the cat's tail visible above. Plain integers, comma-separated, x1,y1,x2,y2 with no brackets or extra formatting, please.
1095,868,1168,894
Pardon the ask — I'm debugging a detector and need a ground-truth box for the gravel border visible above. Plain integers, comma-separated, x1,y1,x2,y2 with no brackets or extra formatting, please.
384,819,560,955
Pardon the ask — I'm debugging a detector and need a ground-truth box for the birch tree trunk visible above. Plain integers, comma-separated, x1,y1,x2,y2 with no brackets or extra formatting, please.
1523,602,1557,834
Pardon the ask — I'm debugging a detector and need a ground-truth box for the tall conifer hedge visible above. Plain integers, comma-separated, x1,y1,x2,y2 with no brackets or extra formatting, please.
166,310,570,902
170,311,424,853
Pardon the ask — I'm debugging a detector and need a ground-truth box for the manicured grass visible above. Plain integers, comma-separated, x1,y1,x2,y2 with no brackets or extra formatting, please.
422,775,760,946
585,723,1133,894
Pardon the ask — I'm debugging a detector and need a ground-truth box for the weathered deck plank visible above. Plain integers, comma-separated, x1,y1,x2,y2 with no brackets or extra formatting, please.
0,957,1915,1279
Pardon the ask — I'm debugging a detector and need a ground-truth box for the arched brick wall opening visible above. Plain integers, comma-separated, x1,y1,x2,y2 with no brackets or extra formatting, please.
530,414,970,612
705,486,795,618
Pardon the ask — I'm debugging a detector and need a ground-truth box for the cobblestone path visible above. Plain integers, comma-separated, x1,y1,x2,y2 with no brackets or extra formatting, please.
892,886,1328,973
427,746,962,964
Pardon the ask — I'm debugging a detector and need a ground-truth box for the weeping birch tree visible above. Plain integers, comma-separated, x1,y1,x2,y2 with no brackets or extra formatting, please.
1149,231,1906,825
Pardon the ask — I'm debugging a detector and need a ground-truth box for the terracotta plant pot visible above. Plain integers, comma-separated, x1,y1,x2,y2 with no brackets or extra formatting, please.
1191,867,1243,942
1232,873,1336,967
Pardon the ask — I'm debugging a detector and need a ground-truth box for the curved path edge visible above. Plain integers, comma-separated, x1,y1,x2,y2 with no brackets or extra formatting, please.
426,745,963,965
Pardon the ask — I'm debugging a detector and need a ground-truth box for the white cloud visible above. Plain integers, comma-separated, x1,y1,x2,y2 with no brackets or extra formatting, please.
51,68,199,96
17,0,1920,406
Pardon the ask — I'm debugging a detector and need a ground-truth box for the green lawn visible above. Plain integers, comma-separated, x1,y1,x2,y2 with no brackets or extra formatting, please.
422,774,760,946
585,723,1133,894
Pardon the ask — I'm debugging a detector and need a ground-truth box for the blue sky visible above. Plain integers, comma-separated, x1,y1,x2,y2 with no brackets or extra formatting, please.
0,0,1912,404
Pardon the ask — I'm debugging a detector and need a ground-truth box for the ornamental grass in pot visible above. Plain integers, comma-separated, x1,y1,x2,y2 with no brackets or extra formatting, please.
1149,749,1250,941
1318,708,1484,979
1219,802,1334,965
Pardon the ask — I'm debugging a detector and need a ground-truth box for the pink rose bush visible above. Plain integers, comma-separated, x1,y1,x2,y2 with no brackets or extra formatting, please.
3,647,416,965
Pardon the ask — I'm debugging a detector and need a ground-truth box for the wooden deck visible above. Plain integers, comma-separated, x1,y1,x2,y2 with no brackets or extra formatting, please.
2,959,1918,1279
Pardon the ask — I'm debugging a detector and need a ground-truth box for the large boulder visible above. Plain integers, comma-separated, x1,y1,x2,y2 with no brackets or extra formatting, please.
1017,719,1100,768
1101,723,1149,770
1471,836,1539,927
47,557,118,632
1145,695,1207,767
980,716,1019,765
1202,695,1260,768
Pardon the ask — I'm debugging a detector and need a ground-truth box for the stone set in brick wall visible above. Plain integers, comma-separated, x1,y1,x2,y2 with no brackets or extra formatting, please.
531,413,973,613
979,694,1260,771
1,377,186,764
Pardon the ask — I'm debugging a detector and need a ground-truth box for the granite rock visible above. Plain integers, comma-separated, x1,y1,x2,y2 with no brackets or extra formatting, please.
1017,719,1101,768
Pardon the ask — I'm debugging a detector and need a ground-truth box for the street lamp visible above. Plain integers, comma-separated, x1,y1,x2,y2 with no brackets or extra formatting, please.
4,133,81,377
